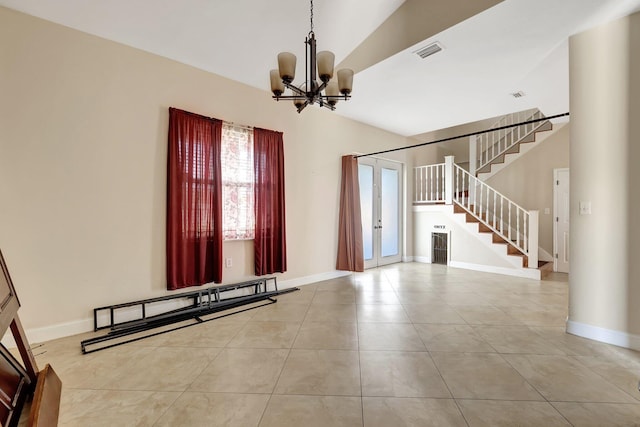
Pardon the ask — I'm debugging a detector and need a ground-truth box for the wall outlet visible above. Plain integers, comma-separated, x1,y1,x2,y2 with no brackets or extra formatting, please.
225,258,232,268
544,208,550,215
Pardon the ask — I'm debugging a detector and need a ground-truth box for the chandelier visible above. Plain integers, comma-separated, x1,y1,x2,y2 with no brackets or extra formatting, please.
270,0,354,113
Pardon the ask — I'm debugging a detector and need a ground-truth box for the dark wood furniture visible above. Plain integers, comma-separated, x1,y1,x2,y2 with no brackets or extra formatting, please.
0,250,61,426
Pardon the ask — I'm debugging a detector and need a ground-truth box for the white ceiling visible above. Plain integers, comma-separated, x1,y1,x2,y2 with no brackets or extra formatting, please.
2,0,640,136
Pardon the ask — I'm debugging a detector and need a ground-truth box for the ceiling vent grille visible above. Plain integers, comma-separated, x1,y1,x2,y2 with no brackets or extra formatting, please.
414,42,443,59
511,91,526,98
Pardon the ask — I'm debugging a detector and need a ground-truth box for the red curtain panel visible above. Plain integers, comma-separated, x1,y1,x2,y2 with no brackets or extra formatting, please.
253,128,287,276
166,108,223,289
336,155,364,272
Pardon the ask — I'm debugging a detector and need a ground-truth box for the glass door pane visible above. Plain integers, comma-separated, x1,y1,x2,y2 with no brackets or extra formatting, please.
358,164,374,261
381,167,399,258
358,158,403,269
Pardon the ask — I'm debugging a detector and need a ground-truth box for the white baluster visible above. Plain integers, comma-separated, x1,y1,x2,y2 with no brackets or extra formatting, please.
528,210,538,267
493,191,497,228
508,203,512,242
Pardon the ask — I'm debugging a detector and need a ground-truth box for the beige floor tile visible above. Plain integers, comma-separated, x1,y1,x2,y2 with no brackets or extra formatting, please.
504,354,637,402
304,303,357,322
402,303,467,324
142,321,245,347
37,344,155,390
293,321,358,350
24,264,640,426
453,305,523,326
431,352,544,400
354,281,396,293
357,304,410,323
390,281,435,293
274,349,361,396
395,291,444,305
259,395,362,427
355,291,401,305
189,348,288,393
312,290,356,304
436,291,492,306
358,323,426,351
250,302,310,322
501,305,568,327
101,346,221,391
360,351,450,398
457,399,571,427
226,321,300,348
573,354,640,401
414,324,494,352
315,280,356,292
474,325,565,355
59,389,179,426
363,397,466,427
530,326,618,357
552,402,640,426
276,289,316,304
155,392,270,427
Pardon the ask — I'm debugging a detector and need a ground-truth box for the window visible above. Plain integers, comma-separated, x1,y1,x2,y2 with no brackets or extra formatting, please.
221,123,255,240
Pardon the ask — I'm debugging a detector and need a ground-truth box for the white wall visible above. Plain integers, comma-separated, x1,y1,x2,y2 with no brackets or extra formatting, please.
0,7,412,341
414,206,522,270
568,11,640,349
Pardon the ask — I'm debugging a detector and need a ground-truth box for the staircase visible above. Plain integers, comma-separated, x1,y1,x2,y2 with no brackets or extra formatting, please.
472,109,553,180
453,203,529,268
413,156,541,280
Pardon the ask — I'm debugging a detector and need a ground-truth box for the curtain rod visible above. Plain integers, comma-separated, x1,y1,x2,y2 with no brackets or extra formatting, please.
354,112,570,159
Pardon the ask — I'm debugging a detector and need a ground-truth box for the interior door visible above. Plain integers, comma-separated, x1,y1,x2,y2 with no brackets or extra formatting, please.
554,168,570,273
358,158,403,269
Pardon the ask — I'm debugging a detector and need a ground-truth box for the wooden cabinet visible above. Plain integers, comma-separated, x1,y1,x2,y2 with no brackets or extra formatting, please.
0,250,60,427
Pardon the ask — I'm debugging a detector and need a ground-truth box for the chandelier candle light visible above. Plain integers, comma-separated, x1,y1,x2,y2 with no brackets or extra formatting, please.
270,0,354,113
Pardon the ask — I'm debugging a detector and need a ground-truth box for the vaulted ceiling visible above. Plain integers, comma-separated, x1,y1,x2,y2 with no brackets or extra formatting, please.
2,0,640,136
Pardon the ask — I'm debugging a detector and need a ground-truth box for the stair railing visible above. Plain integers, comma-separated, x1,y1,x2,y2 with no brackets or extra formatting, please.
474,108,546,174
414,163,446,203
412,156,538,267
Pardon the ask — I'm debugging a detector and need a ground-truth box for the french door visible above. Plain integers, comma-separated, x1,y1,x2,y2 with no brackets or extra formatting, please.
358,158,403,269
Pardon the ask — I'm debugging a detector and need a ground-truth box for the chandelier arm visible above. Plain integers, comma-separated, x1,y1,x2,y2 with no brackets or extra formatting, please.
296,100,311,113
283,82,306,96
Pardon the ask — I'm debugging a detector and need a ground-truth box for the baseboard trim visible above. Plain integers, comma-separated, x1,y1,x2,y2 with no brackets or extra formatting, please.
279,270,352,290
413,256,431,264
2,317,94,348
449,261,541,280
566,320,640,351
402,256,414,263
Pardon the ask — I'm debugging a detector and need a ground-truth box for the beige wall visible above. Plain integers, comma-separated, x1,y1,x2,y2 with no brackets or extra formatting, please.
485,123,570,258
0,7,411,336
568,11,640,346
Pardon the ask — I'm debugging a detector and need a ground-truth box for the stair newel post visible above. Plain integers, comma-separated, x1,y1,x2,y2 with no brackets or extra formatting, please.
469,135,477,178
528,210,539,268
444,155,454,205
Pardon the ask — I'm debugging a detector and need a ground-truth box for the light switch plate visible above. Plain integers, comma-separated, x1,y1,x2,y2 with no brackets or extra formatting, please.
579,201,591,215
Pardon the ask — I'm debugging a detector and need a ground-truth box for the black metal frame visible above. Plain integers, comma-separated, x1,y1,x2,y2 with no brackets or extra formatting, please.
80,277,298,354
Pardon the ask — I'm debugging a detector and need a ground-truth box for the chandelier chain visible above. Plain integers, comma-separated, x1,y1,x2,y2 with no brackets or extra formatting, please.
310,0,314,32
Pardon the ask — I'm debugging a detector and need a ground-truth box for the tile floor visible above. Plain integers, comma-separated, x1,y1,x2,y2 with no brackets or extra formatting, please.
27,263,640,426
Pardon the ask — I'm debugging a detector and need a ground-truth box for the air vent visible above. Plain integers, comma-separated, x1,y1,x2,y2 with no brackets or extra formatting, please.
414,42,443,59
511,91,526,98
